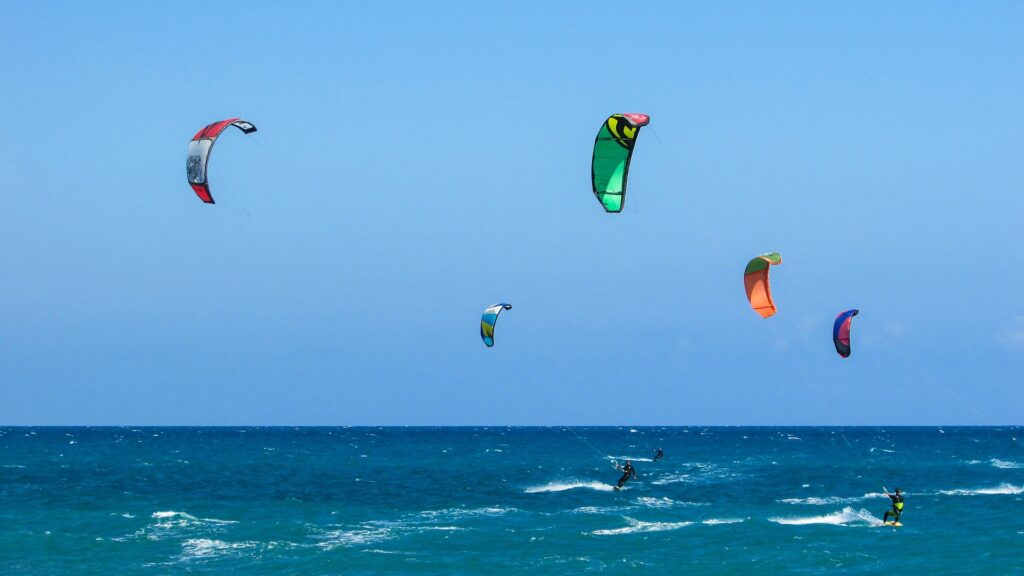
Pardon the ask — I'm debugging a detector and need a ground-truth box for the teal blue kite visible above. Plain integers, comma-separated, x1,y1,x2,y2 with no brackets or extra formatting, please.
480,303,512,347
591,113,650,213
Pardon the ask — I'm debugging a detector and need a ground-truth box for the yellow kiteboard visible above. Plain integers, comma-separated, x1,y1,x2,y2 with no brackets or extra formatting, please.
883,521,902,527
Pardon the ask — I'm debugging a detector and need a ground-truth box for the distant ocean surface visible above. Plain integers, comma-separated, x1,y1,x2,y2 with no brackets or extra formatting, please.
1,427,1022,575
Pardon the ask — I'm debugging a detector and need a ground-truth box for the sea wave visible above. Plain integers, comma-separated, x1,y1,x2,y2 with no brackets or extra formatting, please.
571,505,634,515
650,462,739,486
702,518,744,525
778,496,850,506
525,481,615,493
180,538,258,561
591,517,693,536
314,527,394,550
607,455,654,463
768,507,882,527
939,483,1024,496
152,511,237,527
635,496,707,508
991,459,1023,469
113,511,239,543
415,506,515,521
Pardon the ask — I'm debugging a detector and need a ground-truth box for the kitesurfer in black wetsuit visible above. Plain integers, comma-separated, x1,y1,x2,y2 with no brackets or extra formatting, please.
883,487,904,524
653,448,664,462
616,460,637,488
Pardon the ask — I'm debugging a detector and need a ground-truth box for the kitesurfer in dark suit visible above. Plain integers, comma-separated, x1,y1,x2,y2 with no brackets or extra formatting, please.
616,460,637,488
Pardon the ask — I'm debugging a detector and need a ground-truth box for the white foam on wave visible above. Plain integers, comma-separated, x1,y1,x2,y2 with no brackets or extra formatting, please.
939,483,1024,496
591,517,693,536
652,474,689,485
778,496,850,506
152,511,236,526
635,496,707,509
415,506,515,521
702,518,744,525
314,515,469,551
315,527,393,550
525,480,615,493
122,510,242,541
180,538,258,561
991,459,1023,469
572,505,632,515
651,462,738,486
608,455,654,463
0,464,26,468
362,548,413,555
153,510,194,519
769,507,882,527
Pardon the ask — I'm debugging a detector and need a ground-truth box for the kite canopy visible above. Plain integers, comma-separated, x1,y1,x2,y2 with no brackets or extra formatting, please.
833,309,859,358
480,303,512,347
591,113,650,213
186,118,257,204
744,252,783,318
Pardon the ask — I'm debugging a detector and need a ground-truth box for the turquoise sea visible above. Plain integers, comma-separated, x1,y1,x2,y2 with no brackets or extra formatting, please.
1,427,1021,574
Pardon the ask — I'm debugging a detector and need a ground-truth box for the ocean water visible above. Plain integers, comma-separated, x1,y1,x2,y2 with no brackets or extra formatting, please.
1,427,1022,575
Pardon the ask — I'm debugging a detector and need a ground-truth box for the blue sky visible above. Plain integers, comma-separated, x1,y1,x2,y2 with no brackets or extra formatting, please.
1,1,1021,425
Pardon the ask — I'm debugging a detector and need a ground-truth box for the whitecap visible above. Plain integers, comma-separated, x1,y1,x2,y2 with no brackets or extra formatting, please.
525,481,615,493
607,455,654,463
939,483,1024,496
702,518,744,525
778,496,850,506
314,527,394,549
591,517,692,535
415,507,515,521
635,496,706,508
651,462,737,485
768,507,882,526
180,539,257,561
651,474,690,485
572,506,632,515
149,511,237,533
153,510,197,520
991,459,1022,469
362,549,412,555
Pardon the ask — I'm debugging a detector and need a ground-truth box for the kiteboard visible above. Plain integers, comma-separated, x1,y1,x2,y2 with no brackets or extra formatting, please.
882,521,902,527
